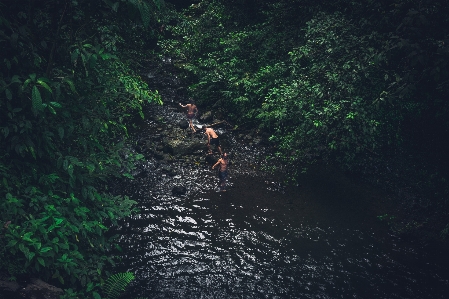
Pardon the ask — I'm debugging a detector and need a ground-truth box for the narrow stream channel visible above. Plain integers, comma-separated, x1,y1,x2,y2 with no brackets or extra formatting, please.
110,63,449,298
110,104,448,299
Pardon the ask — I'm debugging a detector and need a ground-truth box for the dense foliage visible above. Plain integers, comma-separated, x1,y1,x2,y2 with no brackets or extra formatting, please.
159,0,449,238
1,0,449,296
0,0,166,297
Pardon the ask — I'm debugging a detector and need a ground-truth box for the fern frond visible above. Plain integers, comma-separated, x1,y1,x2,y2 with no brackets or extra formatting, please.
103,272,135,299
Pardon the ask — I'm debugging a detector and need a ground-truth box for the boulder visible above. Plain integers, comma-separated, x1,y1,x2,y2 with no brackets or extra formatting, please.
162,137,205,156
172,186,186,196
199,111,213,123
20,278,63,299
205,154,218,165
160,165,177,176
0,274,20,294
178,119,189,129
153,150,165,160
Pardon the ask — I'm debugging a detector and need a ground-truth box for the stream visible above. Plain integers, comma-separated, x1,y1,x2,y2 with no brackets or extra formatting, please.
110,62,449,298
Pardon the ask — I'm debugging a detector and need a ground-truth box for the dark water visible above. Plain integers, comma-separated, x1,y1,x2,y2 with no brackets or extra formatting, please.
113,103,449,299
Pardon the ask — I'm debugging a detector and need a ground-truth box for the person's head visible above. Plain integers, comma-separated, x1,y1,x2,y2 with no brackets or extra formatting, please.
188,98,194,104
222,152,228,159
202,125,207,130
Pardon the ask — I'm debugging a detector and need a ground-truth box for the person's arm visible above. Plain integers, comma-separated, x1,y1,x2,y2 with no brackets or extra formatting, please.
212,159,221,169
179,103,186,108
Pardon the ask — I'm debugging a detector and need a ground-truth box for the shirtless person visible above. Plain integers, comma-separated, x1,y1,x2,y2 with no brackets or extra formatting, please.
179,98,198,132
212,152,229,192
202,125,222,155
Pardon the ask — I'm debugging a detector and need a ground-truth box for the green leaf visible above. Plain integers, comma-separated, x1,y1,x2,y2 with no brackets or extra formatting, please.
5,88,12,100
89,54,98,68
92,291,101,299
100,52,118,60
112,2,119,12
104,272,134,299
34,242,42,250
63,159,69,170
114,244,123,252
22,78,32,90
40,247,52,253
49,101,62,108
27,252,36,261
71,49,79,63
7,239,18,247
68,164,74,177
70,224,79,233
48,105,57,114
63,78,77,94
122,173,134,179
10,75,21,84
2,127,10,138
37,80,53,93
32,86,43,111
22,232,33,241
58,127,64,139
37,257,45,266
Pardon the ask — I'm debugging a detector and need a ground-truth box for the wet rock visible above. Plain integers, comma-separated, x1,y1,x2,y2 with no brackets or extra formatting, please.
161,165,177,176
162,154,173,162
172,186,186,196
152,134,163,141
0,272,20,295
20,278,63,299
163,138,205,156
132,168,148,179
153,151,165,160
199,111,213,123
205,154,218,165
134,138,146,153
178,119,189,129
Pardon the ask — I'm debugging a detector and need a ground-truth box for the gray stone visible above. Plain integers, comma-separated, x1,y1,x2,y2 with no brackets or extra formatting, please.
199,111,213,123
172,186,186,196
20,278,63,299
178,119,189,129
205,154,218,165
163,137,205,156
0,276,20,293
153,151,165,160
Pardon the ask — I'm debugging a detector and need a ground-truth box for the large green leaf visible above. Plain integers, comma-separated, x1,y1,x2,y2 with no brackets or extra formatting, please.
31,86,43,112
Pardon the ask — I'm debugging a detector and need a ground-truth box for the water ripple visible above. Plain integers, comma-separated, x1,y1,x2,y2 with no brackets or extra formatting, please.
111,103,449,299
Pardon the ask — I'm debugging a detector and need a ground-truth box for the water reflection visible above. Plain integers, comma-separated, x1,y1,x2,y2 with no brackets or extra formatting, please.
113,104,449,299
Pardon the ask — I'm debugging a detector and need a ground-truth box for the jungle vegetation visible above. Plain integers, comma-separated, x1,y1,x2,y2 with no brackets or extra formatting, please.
158,0,449,242
0,0,167,298
1,0,449,297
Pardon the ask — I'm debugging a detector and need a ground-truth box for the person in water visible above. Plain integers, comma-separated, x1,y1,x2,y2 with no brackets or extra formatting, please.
212,152,229,192
179,98,198,133
202,125,222,155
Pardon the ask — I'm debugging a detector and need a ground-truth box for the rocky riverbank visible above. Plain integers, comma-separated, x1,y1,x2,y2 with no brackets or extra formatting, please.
0,272,63,299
